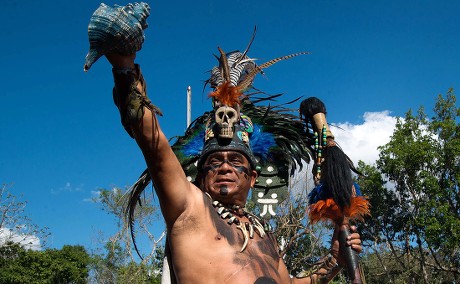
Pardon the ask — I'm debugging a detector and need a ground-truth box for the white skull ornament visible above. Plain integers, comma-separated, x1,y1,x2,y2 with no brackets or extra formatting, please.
215,106,239,138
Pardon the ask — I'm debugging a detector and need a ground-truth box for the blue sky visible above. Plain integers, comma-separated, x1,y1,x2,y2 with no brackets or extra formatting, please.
1,0,459,252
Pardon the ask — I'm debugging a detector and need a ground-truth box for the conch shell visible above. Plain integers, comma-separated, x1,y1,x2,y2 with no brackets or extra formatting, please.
83,2,150,71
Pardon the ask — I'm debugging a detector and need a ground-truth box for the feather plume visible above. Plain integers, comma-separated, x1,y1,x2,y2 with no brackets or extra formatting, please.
182,129,205,157
249,124,277,160
218,47,231,83
308,196,370,223
119,168,151,259
209,82,243,107
299,96,327,118
239,26,257,61
237,52,310,92
323,145,353,209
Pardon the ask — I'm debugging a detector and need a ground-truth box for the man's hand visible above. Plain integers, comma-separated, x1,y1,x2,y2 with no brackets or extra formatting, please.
106,53,137,69
330,224,362,267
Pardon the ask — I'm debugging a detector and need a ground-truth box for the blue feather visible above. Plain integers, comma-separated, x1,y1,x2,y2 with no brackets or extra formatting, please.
180,123,281,164
250,124,276,160
309,182,363,205
354,182,363,196
182,130,205,157
308,183,332,204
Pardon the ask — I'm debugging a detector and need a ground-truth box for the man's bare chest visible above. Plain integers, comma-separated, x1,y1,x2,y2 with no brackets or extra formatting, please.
168,203,282,282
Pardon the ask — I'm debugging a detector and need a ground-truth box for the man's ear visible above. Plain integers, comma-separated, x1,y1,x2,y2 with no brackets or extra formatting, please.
250,170,258,187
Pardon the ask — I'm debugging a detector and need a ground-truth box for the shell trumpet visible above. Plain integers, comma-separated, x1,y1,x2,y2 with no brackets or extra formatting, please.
83,2,150,71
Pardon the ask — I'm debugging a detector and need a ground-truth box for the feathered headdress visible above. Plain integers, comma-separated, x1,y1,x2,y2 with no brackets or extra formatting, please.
172,28,311,191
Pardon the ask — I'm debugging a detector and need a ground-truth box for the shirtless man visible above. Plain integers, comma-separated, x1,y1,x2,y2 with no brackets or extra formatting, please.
103,50,362,283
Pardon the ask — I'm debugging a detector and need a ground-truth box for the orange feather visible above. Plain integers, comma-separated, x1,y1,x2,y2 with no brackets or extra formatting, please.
209,82,243,107
309,197,370,223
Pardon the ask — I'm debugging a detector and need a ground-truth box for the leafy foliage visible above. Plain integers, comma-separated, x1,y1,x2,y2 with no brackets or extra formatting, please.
0,243,90,283
358,89,460,283
89,241,163,283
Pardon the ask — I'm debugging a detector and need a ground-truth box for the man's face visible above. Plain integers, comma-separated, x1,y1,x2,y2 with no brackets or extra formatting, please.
201,151,257,205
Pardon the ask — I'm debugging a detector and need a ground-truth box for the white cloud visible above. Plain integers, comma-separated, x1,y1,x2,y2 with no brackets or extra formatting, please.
0,227,42,251
50,182,84,195
332,111,397,165
287,111,397,198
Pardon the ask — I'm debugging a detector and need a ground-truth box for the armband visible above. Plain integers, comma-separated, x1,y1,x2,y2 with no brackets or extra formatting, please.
112,64,162,138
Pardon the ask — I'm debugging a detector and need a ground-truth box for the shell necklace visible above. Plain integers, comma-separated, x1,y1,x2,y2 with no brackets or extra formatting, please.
205,193,267,252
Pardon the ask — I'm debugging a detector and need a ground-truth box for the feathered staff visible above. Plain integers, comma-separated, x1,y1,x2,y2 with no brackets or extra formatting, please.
300,97,369,284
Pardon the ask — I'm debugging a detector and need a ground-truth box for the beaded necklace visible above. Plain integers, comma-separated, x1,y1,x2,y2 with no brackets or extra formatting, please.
205,193,267,252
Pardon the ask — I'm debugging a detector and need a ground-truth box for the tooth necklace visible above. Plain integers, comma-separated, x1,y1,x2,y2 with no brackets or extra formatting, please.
205,193,267,252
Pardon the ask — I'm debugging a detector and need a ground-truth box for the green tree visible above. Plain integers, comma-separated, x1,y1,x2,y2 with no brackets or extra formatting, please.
358,89,460,283
0,243,90,283
356,162,410,283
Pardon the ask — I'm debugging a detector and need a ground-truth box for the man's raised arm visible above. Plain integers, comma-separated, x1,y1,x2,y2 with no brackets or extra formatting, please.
83,2,196,227
106,53,193,225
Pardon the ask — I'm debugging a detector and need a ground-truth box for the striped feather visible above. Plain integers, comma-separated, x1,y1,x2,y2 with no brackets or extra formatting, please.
217,47,231,83
237,52,310,91
207,51,256,91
